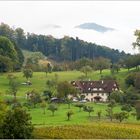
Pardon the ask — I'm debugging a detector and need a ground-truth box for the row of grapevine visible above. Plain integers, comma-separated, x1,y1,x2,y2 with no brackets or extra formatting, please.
33,122,140,139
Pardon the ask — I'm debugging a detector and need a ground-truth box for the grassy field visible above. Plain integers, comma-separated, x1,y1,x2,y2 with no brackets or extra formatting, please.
0,68,131,97
1,68,140,139
0,68,138,126
29,102,137,126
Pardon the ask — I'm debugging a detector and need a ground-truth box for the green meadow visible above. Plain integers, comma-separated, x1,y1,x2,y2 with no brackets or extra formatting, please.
0,68,130,97
29,103,137,126
0,68,138,126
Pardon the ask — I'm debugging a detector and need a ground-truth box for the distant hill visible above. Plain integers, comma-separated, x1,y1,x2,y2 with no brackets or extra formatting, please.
21,35,129,63
75,22,115,33
0,23,129,63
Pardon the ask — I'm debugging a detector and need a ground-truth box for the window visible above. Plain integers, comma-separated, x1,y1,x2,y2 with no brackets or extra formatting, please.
86,93,88,96
91,93,93,96
93,88,97,91
102,93,104,96
97,93,99,96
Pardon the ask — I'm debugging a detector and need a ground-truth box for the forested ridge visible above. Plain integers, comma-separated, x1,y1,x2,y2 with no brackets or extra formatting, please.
0,23,130,62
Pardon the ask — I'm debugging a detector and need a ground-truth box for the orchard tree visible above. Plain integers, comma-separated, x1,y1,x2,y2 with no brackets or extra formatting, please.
74,103,85,112
80,65,92,77
106,107,114,122
40,100,46,114
74,57,91,70
97,110,102,120
46,79,57,97
110,63,120,74
7,74,19,100
114,112,128,123
46,80,55,90
106,100,116,121
28,90,41,108
83,106,94,117
23,68,33,81
108,100,116,108
94,57,111,74
39,60,52,76
48,104,58,116
42,90,53,101
65,98,73,109
121,104,132,114
109,91,124,103
66,110,74,121
57,81,78,99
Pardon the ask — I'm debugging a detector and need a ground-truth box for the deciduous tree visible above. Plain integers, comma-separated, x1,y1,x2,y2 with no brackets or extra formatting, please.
48,104,58,116
1,107,33,139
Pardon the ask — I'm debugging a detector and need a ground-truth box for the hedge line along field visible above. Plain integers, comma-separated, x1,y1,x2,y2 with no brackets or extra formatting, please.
33,123,140,139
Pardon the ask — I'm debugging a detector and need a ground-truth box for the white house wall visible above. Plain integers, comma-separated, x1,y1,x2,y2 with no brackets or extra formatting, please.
82,93,108,102
68,93,108,102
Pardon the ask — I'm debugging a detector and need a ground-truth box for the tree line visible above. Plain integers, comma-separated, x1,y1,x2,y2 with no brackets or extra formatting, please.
0,23,130,63
0,36,24,72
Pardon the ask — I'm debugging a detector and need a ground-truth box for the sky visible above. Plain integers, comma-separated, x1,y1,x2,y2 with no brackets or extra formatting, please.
0,1,140,54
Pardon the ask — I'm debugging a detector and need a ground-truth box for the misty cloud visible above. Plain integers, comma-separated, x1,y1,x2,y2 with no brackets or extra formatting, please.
41,24,61,29
75,22,115,33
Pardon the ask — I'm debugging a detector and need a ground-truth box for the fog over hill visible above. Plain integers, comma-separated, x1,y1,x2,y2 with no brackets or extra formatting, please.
0,1,140,54
75,23,115,33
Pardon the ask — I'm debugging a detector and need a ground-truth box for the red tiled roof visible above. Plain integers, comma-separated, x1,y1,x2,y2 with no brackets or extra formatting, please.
71,80,119,93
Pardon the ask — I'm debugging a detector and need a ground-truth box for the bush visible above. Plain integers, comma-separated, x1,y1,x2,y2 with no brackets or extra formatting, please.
1,107,33,139
114,112,128,122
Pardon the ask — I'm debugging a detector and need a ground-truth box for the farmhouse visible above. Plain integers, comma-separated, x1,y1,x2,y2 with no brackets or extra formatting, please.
71,80,119,102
